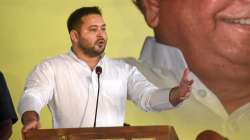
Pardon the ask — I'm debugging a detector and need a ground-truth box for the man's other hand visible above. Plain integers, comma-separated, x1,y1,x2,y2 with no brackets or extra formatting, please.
21,111,40,133
169,68,193,106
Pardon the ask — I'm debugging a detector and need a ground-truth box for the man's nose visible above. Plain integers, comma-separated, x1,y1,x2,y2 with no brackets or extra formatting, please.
97,29,105,37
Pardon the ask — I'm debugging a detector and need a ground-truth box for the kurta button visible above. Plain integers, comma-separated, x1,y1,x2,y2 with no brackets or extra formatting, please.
197,89,207,97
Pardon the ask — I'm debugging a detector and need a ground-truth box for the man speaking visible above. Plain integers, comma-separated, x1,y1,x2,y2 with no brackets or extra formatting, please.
18,6,192,133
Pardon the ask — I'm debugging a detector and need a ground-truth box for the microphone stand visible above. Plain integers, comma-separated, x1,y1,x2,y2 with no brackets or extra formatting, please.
94,66,102,128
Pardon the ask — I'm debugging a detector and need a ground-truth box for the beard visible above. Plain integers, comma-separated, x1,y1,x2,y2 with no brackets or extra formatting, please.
78,38,106,57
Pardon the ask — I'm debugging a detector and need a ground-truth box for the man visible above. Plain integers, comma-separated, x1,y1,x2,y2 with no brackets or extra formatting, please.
18,6,192,133
129,0,250,140
0,72,18,140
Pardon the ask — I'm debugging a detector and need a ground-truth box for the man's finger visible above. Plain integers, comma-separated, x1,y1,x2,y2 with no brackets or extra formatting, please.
188,80,194,85
22,121,40,133
181,68,190,81
180,93,190,100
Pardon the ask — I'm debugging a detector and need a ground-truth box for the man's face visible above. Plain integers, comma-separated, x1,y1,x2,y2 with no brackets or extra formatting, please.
157,0,250,66
76,14,107,57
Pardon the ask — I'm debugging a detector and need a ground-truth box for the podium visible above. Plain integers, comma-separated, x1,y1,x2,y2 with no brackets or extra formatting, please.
23,125,179,140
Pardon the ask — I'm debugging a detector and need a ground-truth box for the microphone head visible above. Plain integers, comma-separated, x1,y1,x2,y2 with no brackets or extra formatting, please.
95,66,102,75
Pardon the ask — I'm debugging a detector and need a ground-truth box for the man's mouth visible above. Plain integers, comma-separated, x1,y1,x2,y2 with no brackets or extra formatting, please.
224,18,250,25
96,39,105,47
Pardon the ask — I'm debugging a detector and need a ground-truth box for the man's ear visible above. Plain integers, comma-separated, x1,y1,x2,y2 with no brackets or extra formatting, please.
143,0,160,28
69,30,79,43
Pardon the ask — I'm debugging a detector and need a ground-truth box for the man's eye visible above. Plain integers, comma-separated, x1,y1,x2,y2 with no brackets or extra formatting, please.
90,28,97,32
102,28,106,31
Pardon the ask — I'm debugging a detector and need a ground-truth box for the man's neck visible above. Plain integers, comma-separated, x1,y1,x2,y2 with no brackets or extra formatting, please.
72,47,101,70
186,51,250,113
202,74,250,113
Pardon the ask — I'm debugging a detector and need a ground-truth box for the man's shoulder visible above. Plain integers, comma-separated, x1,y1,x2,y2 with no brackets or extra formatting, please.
107,57,132,67
38,53,71,67
28,53,73,74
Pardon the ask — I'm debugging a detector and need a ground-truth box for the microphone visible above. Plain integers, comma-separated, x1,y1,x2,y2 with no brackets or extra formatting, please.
94,66,102,128
95,66,102,75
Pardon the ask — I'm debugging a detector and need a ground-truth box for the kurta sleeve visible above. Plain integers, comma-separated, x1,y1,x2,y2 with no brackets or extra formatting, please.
18,61,55,117
127,66,175,112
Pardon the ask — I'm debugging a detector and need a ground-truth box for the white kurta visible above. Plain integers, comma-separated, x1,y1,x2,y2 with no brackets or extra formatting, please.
18,50,174,128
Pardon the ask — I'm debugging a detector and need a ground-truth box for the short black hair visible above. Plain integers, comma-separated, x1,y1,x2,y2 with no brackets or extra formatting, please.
67,6,102,33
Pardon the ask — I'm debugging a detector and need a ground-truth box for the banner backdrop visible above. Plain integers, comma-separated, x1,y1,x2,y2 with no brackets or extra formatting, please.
2,1,248,140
